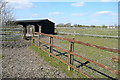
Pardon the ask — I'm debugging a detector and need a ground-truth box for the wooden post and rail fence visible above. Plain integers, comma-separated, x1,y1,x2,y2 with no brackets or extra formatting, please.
32,31,120,79
0,27,23,41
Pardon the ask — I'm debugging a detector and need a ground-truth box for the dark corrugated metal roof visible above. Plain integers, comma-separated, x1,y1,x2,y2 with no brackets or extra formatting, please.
15,19,54,23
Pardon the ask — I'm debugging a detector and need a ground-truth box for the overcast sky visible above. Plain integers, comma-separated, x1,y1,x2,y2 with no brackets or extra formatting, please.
7,0,118,26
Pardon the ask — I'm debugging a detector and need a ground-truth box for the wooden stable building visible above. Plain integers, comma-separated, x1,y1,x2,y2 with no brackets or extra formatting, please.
15,19,55,39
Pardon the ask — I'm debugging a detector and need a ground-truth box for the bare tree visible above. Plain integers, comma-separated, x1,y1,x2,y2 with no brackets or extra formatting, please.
0,0,15,27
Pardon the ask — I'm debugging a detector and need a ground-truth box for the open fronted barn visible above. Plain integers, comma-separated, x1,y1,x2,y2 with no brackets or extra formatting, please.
14,19,55,39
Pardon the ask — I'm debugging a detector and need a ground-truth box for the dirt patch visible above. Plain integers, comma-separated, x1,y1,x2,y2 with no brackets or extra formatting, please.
2,40,68,78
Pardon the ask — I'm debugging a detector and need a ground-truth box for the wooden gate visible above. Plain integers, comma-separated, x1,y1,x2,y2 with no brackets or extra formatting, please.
0,27,23,41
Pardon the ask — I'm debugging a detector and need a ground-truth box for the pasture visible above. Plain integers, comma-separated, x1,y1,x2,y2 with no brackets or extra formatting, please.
53,27,119,78
32,27,119,78
56,27,118,36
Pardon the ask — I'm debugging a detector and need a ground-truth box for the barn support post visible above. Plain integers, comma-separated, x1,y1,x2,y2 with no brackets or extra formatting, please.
68,38,74,70
38,33,41,46
27,26,30,34
32,27,35,44
23,24,27,39
49,37,53,56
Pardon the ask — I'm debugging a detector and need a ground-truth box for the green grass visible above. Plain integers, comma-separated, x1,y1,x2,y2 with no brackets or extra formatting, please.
56,35,118,78
53,27,119,78
60,35,118,49
56,28,118,36
31,27,119,78
29,45,88,78
31,35,118,78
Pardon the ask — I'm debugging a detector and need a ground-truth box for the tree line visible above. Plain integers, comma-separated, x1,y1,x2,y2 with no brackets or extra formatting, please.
56,23,118,28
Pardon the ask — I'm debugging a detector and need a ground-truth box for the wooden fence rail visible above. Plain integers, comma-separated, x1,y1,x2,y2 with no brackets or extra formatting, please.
32,32,119,79
58,32,120,39
34,32,120,53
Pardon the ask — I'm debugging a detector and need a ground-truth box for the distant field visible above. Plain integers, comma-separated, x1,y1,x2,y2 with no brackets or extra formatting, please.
56,27,118,36
58,35,118,49
55,27,118,49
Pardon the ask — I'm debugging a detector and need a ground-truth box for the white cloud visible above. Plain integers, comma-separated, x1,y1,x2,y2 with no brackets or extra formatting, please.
71,2,85,7
48,12,64,15
72,13,84,16
35,0,118,2
100,0,117,2
95,11,113,15
5,0,119,2
6,0,34,9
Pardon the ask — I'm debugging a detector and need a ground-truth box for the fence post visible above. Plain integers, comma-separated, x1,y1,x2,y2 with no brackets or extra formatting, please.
49,37,53,56
68,38,74,70
32,27,35,44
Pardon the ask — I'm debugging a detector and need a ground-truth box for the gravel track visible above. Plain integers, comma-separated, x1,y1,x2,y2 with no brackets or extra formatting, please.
1,40,68,78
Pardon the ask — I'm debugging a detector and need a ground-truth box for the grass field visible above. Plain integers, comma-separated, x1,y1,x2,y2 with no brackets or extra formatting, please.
54,28,119,78
55,27,118,48
56,27,118,36
32,27,119,78
58,35,118,49
53,35,118,78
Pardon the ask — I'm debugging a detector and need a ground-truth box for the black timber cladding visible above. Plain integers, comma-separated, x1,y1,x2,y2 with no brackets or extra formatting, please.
15,19,55,34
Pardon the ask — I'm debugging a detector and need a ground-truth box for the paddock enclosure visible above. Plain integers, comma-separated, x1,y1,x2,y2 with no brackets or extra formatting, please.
32,31,119,79
1,19,119,79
